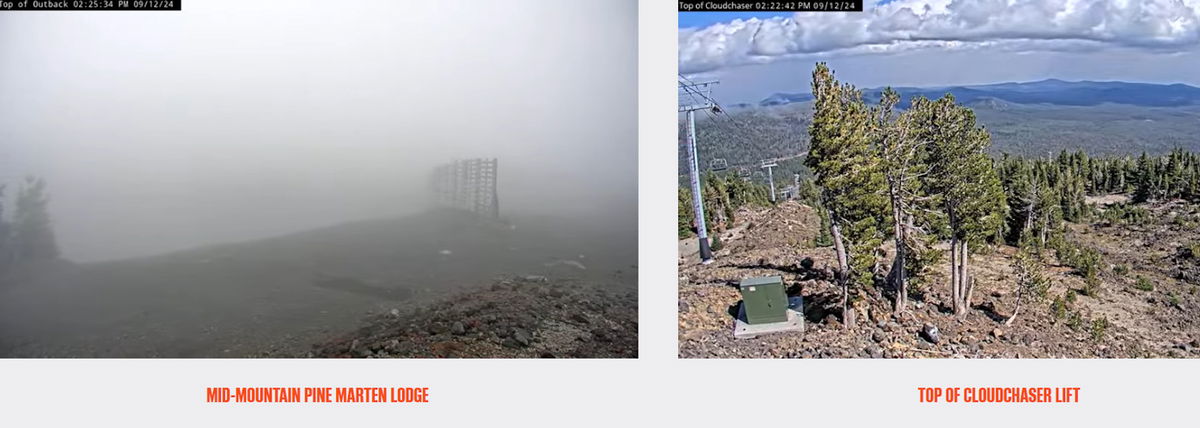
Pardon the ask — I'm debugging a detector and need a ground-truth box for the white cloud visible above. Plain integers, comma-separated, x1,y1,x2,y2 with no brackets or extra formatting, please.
679,0,1200,73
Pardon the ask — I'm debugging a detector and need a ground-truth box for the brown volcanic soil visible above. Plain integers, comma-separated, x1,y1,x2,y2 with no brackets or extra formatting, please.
678,200,1200,358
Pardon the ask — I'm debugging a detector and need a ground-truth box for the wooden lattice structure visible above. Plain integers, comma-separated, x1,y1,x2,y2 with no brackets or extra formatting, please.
431,158,499,219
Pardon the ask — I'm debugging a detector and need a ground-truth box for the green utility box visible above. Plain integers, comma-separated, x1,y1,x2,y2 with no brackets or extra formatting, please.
739,275,788,324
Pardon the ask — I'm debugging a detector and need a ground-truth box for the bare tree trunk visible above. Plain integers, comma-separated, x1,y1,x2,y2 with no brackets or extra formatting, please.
964,277,975,310
1005,288,1023,326
964,246,975,310
950,235,959,315
1039,215,1047,247
830,221,853,329
1023,202,1034,243
956,240,969,316
890,195,907,314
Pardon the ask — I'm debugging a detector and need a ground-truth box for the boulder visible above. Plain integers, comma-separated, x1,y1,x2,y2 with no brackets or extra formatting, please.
921,323,941,344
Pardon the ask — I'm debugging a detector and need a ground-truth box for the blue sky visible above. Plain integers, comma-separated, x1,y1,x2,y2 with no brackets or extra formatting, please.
678,12,789,29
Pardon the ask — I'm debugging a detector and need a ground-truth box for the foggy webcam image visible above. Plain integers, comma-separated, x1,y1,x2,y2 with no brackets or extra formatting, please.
0,0,637,358
678,2,1200,359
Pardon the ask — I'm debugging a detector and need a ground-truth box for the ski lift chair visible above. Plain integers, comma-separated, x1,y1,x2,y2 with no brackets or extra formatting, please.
709,158,729,172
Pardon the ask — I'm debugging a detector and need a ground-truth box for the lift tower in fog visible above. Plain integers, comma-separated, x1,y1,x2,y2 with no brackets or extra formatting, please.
679,78,718,264
431,158,499,219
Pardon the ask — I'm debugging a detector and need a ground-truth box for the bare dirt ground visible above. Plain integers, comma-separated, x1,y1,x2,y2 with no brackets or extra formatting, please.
1084,194,1130,206
678,200,1200,358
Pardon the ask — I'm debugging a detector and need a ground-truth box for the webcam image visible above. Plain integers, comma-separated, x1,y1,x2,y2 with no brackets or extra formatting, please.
0,0,637,358
677,3,1200,359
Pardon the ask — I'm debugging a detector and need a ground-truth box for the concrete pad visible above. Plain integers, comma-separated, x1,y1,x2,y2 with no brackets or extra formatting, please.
733,296,805,339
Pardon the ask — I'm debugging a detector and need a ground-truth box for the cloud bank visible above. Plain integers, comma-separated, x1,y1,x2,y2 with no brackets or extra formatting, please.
680,0,1200,73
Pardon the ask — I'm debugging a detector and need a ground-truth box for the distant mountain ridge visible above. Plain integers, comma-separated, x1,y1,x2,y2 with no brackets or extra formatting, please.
758,79,1200,108
685,80,1200,175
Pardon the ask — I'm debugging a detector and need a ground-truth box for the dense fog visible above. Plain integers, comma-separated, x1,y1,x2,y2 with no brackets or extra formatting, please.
0,0,637,358
0,0,636,262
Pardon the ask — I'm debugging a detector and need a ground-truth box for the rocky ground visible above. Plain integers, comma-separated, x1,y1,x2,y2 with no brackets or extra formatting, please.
304,275,637,358
679,200,1200,359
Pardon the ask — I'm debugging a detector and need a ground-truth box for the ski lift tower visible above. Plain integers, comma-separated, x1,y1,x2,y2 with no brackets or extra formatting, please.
679,77,718,264
431,158,499,220
761,158,778,202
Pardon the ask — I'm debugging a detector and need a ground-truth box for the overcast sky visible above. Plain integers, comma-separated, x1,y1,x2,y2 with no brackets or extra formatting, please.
680,0,1200,103
0,0,637,262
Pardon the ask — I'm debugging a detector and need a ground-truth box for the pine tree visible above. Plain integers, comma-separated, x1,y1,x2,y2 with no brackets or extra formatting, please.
918,94,1005,316
13,176,59,262
0,183,10,272
1000,154,1034,244
1033,182,1062,247
1006,246,1049,326
1134,152,1154,203
678,187,694,238
871,87,929,313
806,63,887,329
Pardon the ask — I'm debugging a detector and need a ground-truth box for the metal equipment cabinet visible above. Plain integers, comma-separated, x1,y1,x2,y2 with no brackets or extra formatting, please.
739,276,788,324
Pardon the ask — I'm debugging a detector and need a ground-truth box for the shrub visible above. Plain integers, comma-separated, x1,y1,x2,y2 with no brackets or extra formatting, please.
1051,296,1068,320
1133,276,1155,291
1090,316,1109,341
1066,310,1084,330
1081,272,1101,297
1113,264,1129,275
1078,248,1102,279
1172,214,1199,229
1051,237,1103,281
1099,203,1151,226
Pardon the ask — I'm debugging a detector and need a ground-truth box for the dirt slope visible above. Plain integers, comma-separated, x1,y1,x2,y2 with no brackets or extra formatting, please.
679,200,1200,358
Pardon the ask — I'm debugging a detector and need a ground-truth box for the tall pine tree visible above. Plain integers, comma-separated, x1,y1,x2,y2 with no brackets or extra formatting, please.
917,95,1005,316
806,63,887,329
13,176,59,263
871,87,929,314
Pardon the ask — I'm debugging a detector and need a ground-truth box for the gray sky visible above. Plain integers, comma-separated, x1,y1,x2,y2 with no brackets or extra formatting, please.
0,0,637,262
680,0,1200,103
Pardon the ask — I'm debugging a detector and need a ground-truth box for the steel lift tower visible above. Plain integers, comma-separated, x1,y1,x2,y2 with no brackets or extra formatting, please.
679,78,718,264
761,158,778,203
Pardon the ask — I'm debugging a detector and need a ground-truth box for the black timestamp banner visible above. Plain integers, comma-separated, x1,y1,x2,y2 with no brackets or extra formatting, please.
679,1,863,12
0,0,180,11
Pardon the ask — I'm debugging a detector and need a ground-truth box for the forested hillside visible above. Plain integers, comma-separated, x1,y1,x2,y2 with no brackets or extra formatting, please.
679,82,1200,175
681,106,811,170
